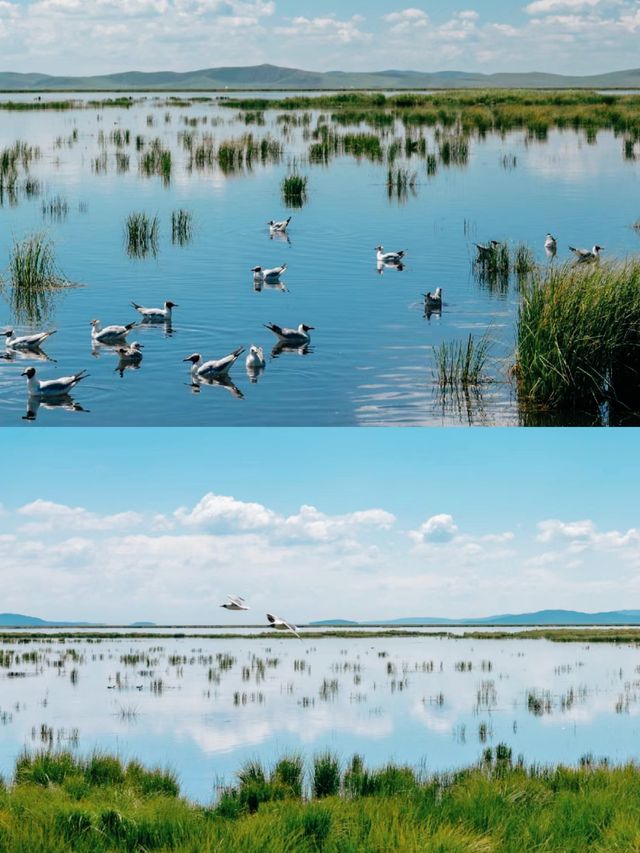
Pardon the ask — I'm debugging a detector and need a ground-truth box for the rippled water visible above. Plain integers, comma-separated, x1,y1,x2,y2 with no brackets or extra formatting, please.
1,634,639,803
1,93,639,426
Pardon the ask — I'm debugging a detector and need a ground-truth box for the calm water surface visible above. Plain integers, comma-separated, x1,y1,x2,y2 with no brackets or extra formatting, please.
1,93,639,426
1,634,640,803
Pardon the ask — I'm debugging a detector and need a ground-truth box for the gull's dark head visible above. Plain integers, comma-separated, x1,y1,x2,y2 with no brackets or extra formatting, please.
183,353,200,364
22,367,36,378
165,301,178,309
302,324,315,332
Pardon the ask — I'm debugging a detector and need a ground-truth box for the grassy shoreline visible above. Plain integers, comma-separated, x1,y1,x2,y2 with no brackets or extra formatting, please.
3,748,640,851
2,627,640,642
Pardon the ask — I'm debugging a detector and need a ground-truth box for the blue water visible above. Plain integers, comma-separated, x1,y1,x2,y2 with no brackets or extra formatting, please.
1,95,639,426
1,634,639,803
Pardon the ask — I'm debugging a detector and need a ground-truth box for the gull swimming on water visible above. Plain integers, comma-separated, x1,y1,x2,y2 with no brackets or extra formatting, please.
115,342,143,376
221,595,249,611
22,366,88,398
4,329,56,350
245,345,266,370
183,347,244,378
252,265,287,281
91,319,137,345
268,217,291,233
266,613,301,639
131,301,178,322
375,246,406,265
424,287,443,310
264,323,313,346
569,245,604,262
544,234,557,253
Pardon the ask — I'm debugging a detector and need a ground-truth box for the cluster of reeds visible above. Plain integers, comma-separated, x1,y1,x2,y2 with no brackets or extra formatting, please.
171,209,193,246
139,139,172,184
124,212,159,259
516,260,640,412
386,166,417,202
41,195,69,222
4,233,71,323
434,334,491,389
281,172,308,208
475,242,536,291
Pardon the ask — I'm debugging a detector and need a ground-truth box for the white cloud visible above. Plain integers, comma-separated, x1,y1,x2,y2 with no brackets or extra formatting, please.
525,0,605,14
275,15,371,45
383,8,429,33
410,513,459,544
17,499,142,533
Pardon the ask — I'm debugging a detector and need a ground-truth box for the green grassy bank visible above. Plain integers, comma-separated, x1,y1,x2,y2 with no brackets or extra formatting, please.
2,748,640,851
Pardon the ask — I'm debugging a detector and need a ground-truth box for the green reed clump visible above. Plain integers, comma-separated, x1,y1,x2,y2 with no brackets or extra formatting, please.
312,752,341,799
125,212,159,259
513,243,537,277
281,172,308,208
387,166,418,202
435,334,491,389
140,139,172,184
41,195,69,222
437,132,469,166
342,133,383,161
517,260,640,411
8,233,67,291
171,209,193,246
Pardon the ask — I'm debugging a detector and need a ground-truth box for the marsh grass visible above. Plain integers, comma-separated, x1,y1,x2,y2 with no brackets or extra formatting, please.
434,334,491,389
281,172,308,208
387,166,418,202
4,234,73,324
516,260,640,411
140,139,172,184
8,749,640,851
171,209,193,246
125,212,159,259
41,195,69,222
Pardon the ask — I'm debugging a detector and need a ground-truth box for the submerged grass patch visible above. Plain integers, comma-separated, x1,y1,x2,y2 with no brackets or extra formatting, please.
281,172,308,208
516,259,640,411
6,749,640,851
171,209,193,246
434,334,491,389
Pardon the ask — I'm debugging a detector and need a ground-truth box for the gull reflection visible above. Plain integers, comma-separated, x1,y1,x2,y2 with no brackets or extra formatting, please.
190,375,244,400
376,260,405,275
23,395,89,421
2,347,55,363
270,341,313,358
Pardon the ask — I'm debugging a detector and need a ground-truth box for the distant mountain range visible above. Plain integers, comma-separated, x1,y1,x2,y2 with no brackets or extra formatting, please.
1,64,639,92
311,610,640,626
0,613,155,627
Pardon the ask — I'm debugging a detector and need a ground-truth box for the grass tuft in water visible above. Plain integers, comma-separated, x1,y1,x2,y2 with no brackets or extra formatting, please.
435,334,491,389
171,209,193,246
281,172,308,208
125,212,159,259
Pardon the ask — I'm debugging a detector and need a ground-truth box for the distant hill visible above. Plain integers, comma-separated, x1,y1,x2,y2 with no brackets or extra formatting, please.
0,613,156,627
312,610,640,626
0,64,639,91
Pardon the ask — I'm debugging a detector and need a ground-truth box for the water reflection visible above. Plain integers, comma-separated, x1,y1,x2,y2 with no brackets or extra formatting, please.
23,394,88,421
190,374,244,399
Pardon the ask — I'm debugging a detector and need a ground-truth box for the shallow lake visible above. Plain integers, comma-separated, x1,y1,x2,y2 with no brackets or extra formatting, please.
1,93,639,426
1,634,639,803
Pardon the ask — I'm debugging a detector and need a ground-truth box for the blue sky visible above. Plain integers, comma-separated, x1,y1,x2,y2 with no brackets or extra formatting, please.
0,1,638,76
1,428,639,623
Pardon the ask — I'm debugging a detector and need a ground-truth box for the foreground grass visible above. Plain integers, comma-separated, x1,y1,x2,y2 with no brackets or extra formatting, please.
5,748,640,851
517,260,640,411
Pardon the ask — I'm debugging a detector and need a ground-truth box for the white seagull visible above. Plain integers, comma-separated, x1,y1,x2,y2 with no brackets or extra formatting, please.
22,366,88,398
245,345,266,369
252,265,287,281
266,613,301,639
268,217,291,233
375,246,406,265
221,595,249,612
4,329,56,350
569,245,604,262
264,323,313,346
424,287,443,309
117,342,144,362
91,319,137,345
131,300,178,323
183,347,244,378
544,234,557,253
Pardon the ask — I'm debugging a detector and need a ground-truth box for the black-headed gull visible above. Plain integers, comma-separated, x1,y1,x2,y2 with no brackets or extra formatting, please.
221,595,249,611
267,613,301,639
268,217,291,233
131,300,178,322
375,246,406,265
569,245,604,262
245,345,266,369
91,319,137,345
252,265,287,281
115,342,143,377
183,347,244,378
424,288,442,309
4,329,56,350
264,323,313,345
475,241,501,258
22,366,88,398
544,234,557,253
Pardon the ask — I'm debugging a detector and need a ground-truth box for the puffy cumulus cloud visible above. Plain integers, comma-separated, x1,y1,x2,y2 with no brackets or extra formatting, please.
537,519,640,552
173,492,395,542
410,514,459,544
275,15,371,45
17,499,142,533
525,0,607,14
383,8,429,34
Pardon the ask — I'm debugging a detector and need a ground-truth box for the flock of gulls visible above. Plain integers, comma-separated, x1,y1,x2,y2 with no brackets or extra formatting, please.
3,217,607,408
221,594,301,640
